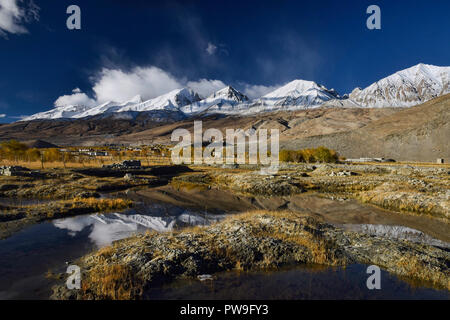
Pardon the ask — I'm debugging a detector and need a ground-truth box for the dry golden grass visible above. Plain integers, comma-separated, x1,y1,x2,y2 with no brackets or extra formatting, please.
357,191,447,219
96,245,116,259
235,260,245,271
396,255,450,290
82,264,138,300
200,210,339,266
361,161,450,169
70,197,132,212
0,197,133,223
79,244,144,300
0,155,172,169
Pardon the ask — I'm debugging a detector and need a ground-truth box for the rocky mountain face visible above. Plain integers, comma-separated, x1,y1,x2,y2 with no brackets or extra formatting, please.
249,79,340,112
281,93,450,161
349,63,449,108
180,86,250,114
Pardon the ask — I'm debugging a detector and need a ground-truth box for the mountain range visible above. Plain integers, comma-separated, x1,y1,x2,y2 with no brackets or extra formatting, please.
1,63,448,162
21,63,449,121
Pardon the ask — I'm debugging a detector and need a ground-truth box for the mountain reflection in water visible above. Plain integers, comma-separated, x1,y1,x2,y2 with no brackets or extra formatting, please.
53,204,225,247
341,224,450,249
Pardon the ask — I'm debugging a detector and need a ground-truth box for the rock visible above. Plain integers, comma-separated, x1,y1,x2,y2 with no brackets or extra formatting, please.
329,170,358,177
0,166,31,176
75,191,100,198
221,164,239,169
122,160,141,168
197,274,214,281
103,160,142,169
124,173,135,181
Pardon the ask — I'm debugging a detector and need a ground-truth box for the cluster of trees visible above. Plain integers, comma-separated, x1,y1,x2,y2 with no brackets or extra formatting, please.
0,140,173,167
0,140,73,167
279,146,339,163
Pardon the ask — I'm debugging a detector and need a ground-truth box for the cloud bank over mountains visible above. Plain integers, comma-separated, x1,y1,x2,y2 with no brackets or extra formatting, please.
20,63,447,122
53,66,280,107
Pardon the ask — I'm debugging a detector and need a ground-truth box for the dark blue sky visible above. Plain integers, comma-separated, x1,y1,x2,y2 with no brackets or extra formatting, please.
0,0,449,122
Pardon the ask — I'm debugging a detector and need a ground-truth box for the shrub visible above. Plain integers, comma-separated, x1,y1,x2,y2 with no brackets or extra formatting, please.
279,146,338,163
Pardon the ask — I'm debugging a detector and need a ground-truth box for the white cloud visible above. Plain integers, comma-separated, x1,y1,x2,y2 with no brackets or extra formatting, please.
92,67,183,103
206,42,217,55
241,84,281,99
52,65,278,108
187,79,226,98
0,0,39,38
0,113,6,118
54,89,96,107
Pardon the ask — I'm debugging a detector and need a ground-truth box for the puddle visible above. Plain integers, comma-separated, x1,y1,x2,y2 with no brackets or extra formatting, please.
146,264,450,300
0,202,225,299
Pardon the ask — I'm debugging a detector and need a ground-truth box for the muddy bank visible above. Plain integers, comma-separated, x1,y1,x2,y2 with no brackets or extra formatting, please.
51,210,449,300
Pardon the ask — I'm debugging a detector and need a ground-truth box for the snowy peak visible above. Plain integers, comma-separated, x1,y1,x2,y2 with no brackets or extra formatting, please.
21,88,200,121
21,104,92,121
262,79,319,98
118,88,201,113
124,94,143,105
180,86,249,114
211,86,249,103
349,63,450,107
251,79,340,111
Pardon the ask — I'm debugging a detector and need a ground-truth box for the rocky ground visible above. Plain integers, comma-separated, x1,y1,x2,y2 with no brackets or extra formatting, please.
51,210,450,300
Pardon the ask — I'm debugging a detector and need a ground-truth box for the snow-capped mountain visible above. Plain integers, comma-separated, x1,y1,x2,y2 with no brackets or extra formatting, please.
72,95,143,119
247,80,340,112
21,104,93,121
349,63,449,108
180,86,249,114
117,88,201,113
21,88,201,121
20,63,450,121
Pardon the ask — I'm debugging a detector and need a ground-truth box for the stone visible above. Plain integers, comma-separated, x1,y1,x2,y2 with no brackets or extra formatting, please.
197,274,214,281
124,173,134,181
0,166,31,176
103,159,142,169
